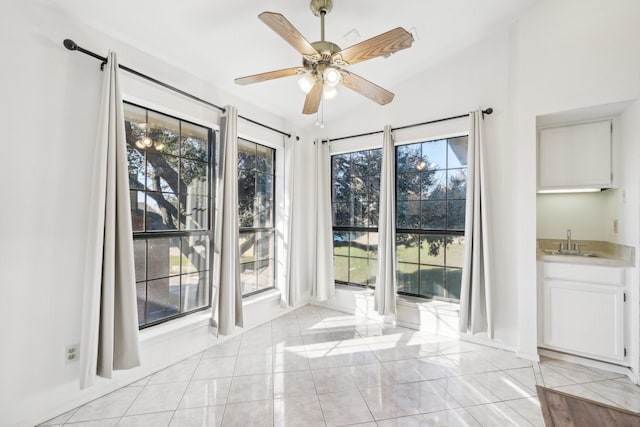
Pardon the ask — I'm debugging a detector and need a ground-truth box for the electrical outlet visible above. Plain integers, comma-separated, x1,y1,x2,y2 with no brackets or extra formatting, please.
613,219,618,234
65,344,79,363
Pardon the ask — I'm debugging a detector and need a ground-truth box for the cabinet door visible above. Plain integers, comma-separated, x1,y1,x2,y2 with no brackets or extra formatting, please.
538,120,612,189
542,279,624,362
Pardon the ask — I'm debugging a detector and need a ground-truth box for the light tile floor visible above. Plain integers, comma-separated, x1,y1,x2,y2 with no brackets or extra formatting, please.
41,306,640,426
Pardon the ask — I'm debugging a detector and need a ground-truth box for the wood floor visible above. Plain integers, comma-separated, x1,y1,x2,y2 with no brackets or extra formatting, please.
537,385,640,427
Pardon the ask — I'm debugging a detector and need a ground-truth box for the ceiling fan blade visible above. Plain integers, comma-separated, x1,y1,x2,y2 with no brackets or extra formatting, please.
341,71,395,105
303,81,323,115
259,12,319,57
334,27,413,66
235,67,302,86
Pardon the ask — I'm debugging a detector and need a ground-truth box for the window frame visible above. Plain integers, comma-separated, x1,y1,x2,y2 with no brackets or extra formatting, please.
331,148,382,289
394,135,468,302
237,138,277,298
124,101,215,329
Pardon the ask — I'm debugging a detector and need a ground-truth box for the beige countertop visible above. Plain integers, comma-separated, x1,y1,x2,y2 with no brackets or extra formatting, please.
537,239,635,267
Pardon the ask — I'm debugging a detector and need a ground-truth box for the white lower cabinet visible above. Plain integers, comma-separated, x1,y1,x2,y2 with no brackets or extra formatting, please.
541,262,626,363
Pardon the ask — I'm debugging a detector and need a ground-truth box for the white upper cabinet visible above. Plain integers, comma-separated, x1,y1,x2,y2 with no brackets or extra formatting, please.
538,120,613,190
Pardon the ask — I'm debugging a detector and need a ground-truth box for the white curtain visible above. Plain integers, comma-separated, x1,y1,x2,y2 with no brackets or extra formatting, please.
282,134,298,306
459,110,493,338
375,126,397,316
79,52,140,389
211,106,243,336
312,139,335,301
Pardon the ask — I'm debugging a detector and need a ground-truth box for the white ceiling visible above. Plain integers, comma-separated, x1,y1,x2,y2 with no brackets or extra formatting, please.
52,0,538,128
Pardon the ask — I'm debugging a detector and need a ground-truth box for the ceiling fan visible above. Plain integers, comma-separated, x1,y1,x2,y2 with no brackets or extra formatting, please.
234,0,414,115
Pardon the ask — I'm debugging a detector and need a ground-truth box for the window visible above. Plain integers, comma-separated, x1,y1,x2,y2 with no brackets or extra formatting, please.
331,148,382,287
396,136,468,301
238,139,276,296
124,102,214,328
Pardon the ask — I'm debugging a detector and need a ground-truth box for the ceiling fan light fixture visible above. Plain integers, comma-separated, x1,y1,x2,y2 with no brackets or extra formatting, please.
323,67,341,87
323,84,338,100
297,73,316,94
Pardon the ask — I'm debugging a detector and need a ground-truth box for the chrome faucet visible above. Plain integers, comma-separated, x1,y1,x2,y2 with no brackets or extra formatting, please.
567,229,572,251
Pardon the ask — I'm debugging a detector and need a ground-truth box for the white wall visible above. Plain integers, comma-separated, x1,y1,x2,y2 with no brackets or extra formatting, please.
536,191,619,241
0,1,303,426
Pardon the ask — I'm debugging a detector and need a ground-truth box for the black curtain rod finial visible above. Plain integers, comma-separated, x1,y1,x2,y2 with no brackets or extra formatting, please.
63,39,78,50
482,107,493,117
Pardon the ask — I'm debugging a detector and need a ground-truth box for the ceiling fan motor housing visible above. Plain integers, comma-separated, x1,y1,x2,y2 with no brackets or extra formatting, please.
310,0,333,16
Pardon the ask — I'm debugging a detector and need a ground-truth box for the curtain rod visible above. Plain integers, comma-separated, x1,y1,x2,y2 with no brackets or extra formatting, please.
323,108,493,143
63,39,299,141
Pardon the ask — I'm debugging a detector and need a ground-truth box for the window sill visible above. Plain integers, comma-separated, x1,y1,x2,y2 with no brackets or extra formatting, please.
139,311,211,343
243,288,281,305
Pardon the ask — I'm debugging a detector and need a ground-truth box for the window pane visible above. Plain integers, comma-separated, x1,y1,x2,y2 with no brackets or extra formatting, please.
181,235,208,273
333,175,351,203
147,237,180,279
446,236,465,268
422,139,447,170
397,172,420,200
422,170,447,200
256,231,274,261
447,200,466,230
136,282,146,326
256,143,273,173
239,199,254,228
181,121,209,162
130,190,145,231
146,153,179,193
238,139,256,170
350,151,368,177
181,271,209,311
352,200,367,227
420,266,445,298
421,200,446,230
367,232,378,259
256,173,273,199
240,262,257,295
367,175,380,202
134,240,146,282
333,202,351,227
368,200,379,227
256,200,273,227
349,257,369,285
146,276,180,323
334,256,349,282
334,232,349,256
420,235,445,266
447,136,468,169
397,144,421,173
367,258,378,288
397,262,419,294
445,268,463,300
256,258,274,291
332,154,350,181
447,169,467,199
127,148,145,187
396,233,420,263
397,200,420,229
350,231,368,259
367,149,383,175
148,111,180,156
146,192,179,231
238,169,256,200
181,159,208,195
181,195,208,230
239,232,257,263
